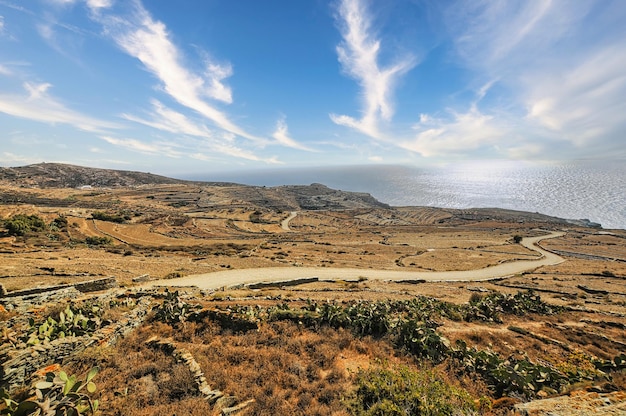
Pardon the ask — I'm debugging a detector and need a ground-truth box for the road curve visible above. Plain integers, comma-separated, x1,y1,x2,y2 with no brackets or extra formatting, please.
280,211,298,231
146,231,565,290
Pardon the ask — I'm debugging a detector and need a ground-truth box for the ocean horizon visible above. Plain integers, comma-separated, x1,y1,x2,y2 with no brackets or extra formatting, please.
182,160,626,230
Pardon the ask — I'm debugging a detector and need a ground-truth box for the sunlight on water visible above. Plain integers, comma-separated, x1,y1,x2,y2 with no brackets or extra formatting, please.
195,160,626,230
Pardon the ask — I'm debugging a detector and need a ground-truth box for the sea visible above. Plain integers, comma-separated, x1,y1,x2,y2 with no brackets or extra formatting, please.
186,160,626,230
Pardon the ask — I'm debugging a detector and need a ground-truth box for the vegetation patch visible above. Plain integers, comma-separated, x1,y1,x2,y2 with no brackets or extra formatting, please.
2,214,47,236
347,362,475,416
91,211,129,224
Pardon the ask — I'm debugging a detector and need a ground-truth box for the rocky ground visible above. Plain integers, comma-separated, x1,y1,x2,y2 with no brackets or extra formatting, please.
0,163,625,415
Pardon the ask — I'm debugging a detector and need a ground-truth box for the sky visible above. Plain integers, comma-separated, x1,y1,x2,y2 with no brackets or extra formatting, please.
0,0,625,177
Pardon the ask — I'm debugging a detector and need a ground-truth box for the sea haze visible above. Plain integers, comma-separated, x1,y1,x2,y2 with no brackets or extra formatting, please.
184,160,626,230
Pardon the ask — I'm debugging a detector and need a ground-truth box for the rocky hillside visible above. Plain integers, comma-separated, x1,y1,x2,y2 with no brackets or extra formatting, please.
0,163,183,188
0,163,389,211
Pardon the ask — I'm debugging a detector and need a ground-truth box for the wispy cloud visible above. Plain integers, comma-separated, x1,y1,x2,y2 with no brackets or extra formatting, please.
0,152,43,166
93,1,262,142
122,99,214,138
0,1,33,14
86,0,112,9
404,105,507,157
524,42,626,148
271,117,316,152
193,143,278,163
446,1,564,72
0,81,120,132
0,64,11,76
100,136,184,158
121,100,285,163
330,0,415,139
441,0,626,158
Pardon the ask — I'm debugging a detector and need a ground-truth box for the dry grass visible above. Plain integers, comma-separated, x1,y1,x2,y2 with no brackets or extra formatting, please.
2,182,626,415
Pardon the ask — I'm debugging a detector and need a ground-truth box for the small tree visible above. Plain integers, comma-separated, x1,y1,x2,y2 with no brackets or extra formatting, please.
513,235,523,244
3,214,47,236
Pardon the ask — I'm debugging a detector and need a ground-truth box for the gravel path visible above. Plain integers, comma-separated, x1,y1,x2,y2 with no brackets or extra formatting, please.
147,231,565,290
280,211,298,231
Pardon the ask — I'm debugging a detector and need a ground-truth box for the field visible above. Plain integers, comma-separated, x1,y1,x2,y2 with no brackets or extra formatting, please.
1,176,626,415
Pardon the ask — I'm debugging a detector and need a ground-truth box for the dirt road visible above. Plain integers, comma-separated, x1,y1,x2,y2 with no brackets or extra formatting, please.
280,211,298,231
148,231,565,290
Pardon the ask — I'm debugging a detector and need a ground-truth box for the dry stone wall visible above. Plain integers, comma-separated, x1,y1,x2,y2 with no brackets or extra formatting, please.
1,293,152,391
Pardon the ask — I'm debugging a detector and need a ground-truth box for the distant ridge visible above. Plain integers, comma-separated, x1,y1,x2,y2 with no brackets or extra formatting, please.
0,163,185,188
0,163,391,211
0,163,600,224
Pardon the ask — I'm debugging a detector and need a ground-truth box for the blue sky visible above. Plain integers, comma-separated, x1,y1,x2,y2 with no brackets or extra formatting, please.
0,0,625,176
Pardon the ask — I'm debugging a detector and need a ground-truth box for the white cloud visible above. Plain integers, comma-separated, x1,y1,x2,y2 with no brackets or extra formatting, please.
46,0,77,5
0,152,42,166
37,23,55,41
330,0,415,139
447,1,565,71
95,2,262,142
194,143,273,163
403,106,506,157
100,136,184,158
506,143,544,159
271,117,316,152
524,42,626,147
0,64,12,76
0,82,120,132
122,99,213,138
442,0,626,158
86,0,112,10
122,100,285,162
204,61,233,104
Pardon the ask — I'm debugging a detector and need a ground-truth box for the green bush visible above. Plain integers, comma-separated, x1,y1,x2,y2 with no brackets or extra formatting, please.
0,367,99,415
50,215,69,231
152,290,201,325
463,290,561,323
347,363,475,416
26,304,105,345
85,236,112,246
3,214,47,236
91,211,127,223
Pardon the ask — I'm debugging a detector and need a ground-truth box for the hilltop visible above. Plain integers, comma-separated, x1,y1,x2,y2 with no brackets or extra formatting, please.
0,162,183,188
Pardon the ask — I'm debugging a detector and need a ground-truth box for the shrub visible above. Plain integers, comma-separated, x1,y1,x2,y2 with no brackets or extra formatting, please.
3,214,47,236
91,211,126,223
50,215,68,231
26,304,105,345
249,210,264,224
395,319,451,363
346,363,475,416
151,290,201,325
0,367,99,415
85,236,112,246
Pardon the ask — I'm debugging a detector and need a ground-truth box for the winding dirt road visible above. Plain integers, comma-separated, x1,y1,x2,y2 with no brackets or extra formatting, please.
148,231,565,290
280,211,298,231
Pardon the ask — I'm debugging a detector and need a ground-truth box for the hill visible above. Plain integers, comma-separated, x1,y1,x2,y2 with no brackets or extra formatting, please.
0,163,390,211
0,162,184,188
1,163,624,415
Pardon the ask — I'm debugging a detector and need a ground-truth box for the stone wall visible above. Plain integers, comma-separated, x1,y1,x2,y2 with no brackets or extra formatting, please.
146,337,255,415
74,277,118,293
244,277,319,289
0,295,152,391
0,277,118,301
